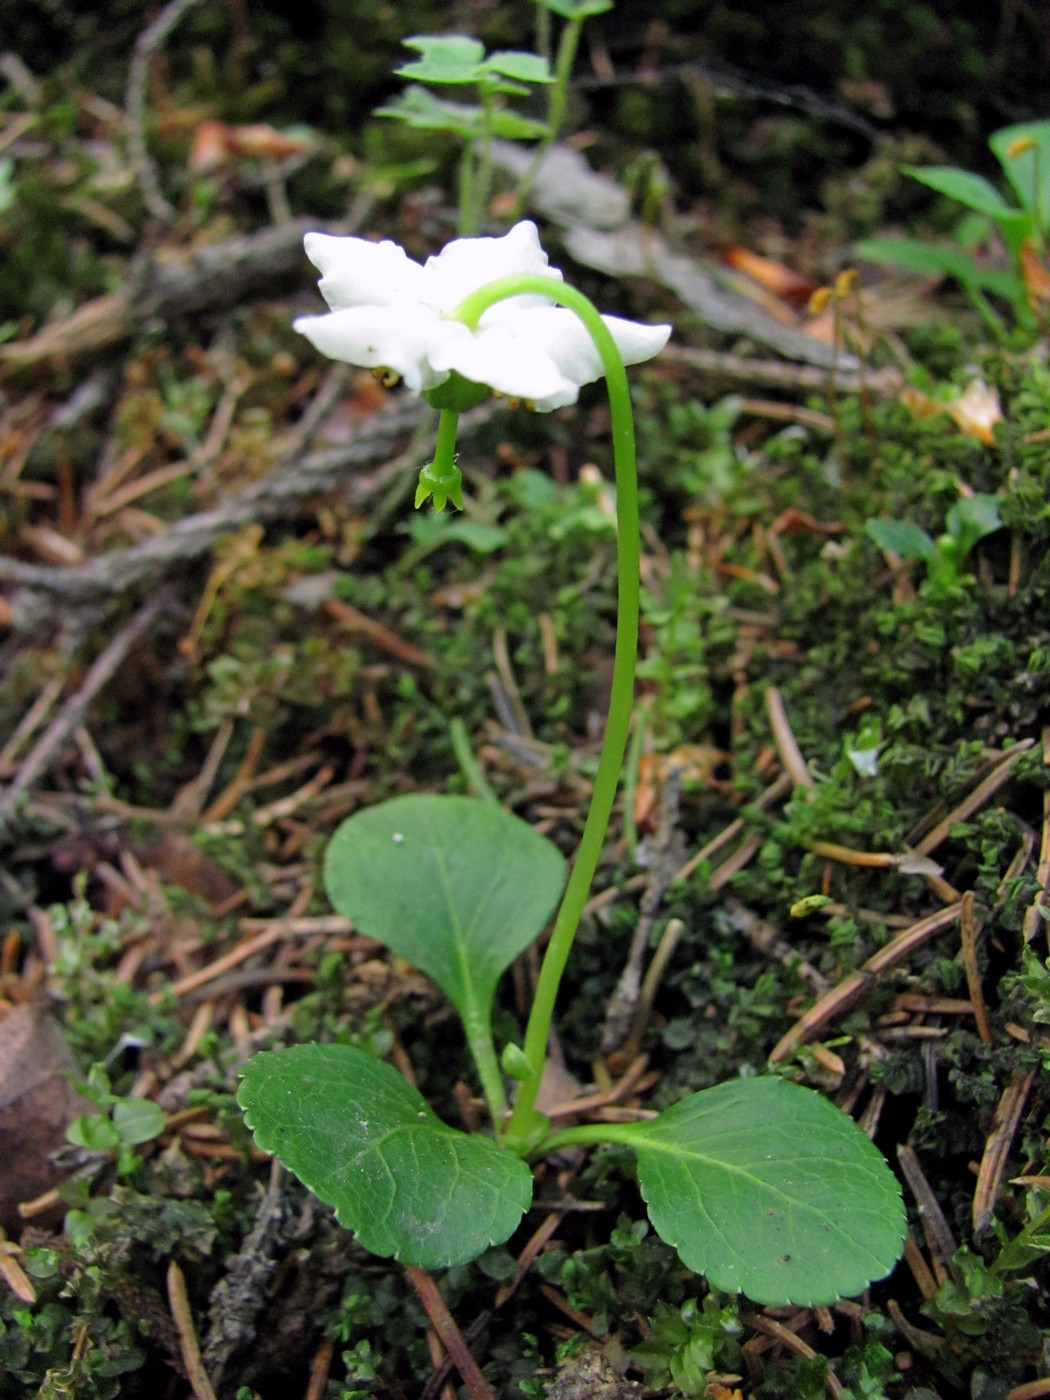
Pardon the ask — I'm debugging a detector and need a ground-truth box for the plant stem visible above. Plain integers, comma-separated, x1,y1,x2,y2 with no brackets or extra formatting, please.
462,995,508,1122
476,86,497,230
512,16,583,220
538,1119,646,1154
535,0,551,64
434,407,460,470
453,274,642,1147
458,143,477,236
449,716,501,805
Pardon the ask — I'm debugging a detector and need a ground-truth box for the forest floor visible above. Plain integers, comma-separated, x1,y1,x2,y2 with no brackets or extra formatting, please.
1,3,1049,1398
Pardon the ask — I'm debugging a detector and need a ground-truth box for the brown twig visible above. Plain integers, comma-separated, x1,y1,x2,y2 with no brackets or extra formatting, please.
125,0,208,220
901,1232,939,1300
0,397,425,619
0,591,167,826
972,1069,1036,1238
765,686,814,788
404,1265,496,1400
1022,726,1050,946
303,1336,336,1400
741,1313,842,1400
1006,1379,1050,1400
770,900,963,1061
166,1259,218,1400
672,771,792,883
913,740,1035,856
896,1145,960,1285
958,892,993,1045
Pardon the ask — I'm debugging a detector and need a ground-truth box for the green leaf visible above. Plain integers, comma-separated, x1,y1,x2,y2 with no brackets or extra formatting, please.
397,34,486,84
483,51,554,84
377,88,548,143
945,494,1001,556
488,110,550,141
112,1098,167,1145
865,517,937,561
66,1113,121,1152
624,1078,905,1305
376,87,484,138
324,794,565,1031
989,119,1050,231
901,164,1016,220
544,0,614,15
854,237,1018,297
238,1044,531,1267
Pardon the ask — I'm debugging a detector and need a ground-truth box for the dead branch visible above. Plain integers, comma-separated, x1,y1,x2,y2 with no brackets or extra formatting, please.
0,395,428,630
0,219,320,370
0,591,169,828
125,0,209,222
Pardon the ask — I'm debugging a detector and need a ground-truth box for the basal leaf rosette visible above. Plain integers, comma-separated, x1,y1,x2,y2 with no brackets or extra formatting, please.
293,219,669,409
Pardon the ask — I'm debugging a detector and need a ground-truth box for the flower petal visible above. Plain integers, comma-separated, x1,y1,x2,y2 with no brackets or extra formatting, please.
421,220,563,312
303,232,427,310
293,306,447,392
428,320,578,406
507,308,671,390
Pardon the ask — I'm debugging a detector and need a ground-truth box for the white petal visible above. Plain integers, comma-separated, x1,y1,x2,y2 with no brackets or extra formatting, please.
421,220,563,312
293,306,447,392
303,232,426,310
428,320,578,405
505,308,671,390
602,314,672,367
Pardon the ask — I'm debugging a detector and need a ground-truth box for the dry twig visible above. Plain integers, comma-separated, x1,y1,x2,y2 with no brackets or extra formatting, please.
167,1259,219,1400
972,1069,1037,1238
405,1265,496,1400
125,0,209,221
770,901,963,1062
0,591,168,827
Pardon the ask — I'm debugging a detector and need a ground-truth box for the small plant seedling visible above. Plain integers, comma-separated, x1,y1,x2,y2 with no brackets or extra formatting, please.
857,119,1050,339
375,34,552,236
377,5,612,237
239,219,906,1308
66,1064,167,1177
866,493,1002,596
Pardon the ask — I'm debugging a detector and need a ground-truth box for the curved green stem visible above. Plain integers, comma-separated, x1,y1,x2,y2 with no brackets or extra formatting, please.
453,273,641,1147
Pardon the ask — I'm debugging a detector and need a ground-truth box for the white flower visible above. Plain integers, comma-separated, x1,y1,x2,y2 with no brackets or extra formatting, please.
293,220,670,411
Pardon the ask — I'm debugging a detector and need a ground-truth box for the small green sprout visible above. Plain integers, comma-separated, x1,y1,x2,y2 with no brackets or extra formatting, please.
66,1064,166,1177
866,493,1002,596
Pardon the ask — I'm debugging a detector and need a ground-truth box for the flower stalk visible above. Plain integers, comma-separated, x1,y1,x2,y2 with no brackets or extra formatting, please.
450,273,642,1148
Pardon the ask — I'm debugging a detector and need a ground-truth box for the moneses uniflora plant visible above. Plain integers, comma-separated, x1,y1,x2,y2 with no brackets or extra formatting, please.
238,219,905,1306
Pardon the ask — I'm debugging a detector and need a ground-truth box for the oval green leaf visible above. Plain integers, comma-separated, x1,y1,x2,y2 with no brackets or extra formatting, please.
238,1044,532,1268
865,517,937,561
324,794,566,1025
628,1078,905,1306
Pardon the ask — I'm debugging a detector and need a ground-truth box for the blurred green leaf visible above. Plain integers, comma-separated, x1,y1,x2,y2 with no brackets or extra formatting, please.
866,517,938,561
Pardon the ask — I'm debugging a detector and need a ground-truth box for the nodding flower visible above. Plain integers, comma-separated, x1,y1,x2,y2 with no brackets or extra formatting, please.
294,220,670,412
